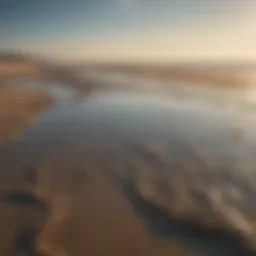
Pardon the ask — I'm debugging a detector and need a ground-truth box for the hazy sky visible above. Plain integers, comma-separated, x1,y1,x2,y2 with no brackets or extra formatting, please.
0,0,256,62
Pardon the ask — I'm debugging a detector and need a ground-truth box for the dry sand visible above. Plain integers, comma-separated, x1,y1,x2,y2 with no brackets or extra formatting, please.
0,87,53,141
0,61,41,77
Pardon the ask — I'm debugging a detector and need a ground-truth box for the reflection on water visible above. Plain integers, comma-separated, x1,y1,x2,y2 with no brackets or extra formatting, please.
24,89,256,163
1,79,256,255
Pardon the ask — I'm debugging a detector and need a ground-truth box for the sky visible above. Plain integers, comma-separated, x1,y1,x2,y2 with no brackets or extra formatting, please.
0,0,256,63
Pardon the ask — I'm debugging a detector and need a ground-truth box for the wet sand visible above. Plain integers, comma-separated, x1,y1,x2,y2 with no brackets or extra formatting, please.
0,136,195,256
0,165,193,256
36,159,194,256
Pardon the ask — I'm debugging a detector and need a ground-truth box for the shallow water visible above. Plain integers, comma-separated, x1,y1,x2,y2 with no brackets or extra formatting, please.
1,78,256,255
